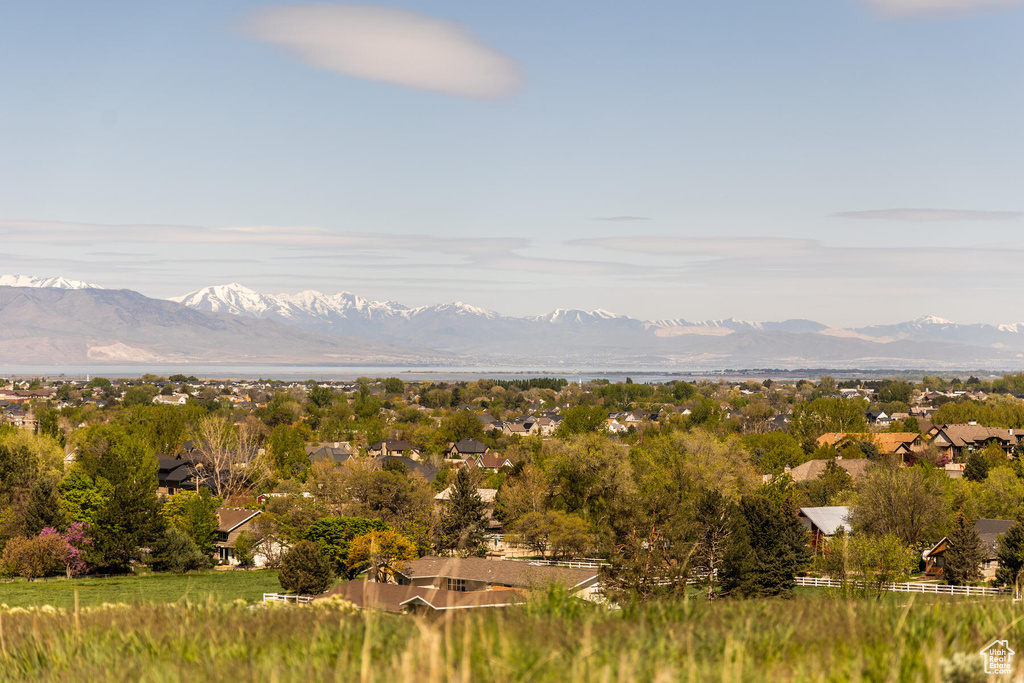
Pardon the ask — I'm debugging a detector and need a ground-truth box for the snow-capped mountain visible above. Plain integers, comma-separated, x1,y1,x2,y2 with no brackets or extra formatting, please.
0,274,103,290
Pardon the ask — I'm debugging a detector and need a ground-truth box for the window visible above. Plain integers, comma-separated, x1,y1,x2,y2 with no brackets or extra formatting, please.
446,578,466,592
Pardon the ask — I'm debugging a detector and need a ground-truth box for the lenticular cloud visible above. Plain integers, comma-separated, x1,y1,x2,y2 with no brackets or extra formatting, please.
242,4,522,99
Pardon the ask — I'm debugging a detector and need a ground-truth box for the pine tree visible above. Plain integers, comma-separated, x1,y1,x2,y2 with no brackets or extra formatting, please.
996,518,1024,587
435,467,488,557
964,451,989,482
719,493,811,598
943,512,984,585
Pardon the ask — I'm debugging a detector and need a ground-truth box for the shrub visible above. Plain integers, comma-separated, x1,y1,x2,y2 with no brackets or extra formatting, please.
150,527,212,573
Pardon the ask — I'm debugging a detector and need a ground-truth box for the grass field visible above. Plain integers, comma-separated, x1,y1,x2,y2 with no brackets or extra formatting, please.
0,587,1019,682
0,569,282,610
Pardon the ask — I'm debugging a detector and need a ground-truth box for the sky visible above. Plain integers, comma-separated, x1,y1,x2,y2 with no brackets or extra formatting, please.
1,0,1023,327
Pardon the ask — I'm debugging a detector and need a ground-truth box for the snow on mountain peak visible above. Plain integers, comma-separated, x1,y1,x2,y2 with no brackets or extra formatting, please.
914,315,955,326
0,274,103,290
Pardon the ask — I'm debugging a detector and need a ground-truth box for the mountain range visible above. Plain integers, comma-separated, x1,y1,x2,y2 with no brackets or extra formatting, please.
2,275,1024,369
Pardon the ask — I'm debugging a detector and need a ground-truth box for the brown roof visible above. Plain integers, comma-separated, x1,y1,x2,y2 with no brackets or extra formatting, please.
816,432,921,454
935,424,1017,448
217,507,260,533
788,458,871,483
399,556,598,590
318,581,525,612
472,453,512,469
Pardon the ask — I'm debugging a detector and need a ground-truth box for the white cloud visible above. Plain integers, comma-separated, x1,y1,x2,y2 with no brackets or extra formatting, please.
833,208,1024,222
858,0,1024,16
241,4,521,99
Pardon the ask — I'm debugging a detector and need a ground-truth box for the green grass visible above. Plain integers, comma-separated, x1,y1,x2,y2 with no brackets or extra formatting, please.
0,569,282,610
0,589,1019,681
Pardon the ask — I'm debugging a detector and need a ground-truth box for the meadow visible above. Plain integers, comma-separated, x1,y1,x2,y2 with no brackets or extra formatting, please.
0,585,1019,682
0,570,281,610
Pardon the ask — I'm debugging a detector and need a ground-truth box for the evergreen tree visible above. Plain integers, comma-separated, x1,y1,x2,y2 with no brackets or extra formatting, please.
160,489,222,556
279,540,335,595
720,493,811,598
434,467,488,557
149,526,211,573
964,451,990,482
943,512,984,586
24,474,65,535
995,518,1024,587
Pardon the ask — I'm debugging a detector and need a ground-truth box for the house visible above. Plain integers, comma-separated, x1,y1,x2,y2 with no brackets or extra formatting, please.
306,442,355,466
446,438,489,459
798,506,852,551
155,455,196,496
815,432,925,460
215,507,262,565
317,580,527,613
931,423,1019,460
152,394,189,406
922,518,1015,579
502,422,531,437
865,410,891,427
395,556,601,600
465,453,513,471
367,440,423,460
372,455,438,481
786,457,872,483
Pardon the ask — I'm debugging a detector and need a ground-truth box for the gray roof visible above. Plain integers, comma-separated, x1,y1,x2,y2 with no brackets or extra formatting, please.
799,506,852,536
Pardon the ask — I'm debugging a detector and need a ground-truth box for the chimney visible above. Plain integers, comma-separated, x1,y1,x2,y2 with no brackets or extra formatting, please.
968,420,978,426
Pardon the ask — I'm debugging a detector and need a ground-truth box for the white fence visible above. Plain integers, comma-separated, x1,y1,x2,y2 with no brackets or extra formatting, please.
795,576,1010,596
506,558,610,569
262,593,315,604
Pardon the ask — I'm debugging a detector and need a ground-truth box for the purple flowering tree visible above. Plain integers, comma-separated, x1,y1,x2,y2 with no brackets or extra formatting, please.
39,522,92,578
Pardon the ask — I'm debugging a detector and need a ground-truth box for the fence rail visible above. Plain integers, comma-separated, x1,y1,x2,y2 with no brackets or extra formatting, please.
262,593,315,604
795,576,1010,596
506,558,611,569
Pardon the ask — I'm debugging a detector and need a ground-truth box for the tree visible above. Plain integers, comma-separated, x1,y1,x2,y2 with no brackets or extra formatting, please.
790,397,868,441
58,466,112,526
149,527,211,573
964,451,990,482
0,534,67,579
268,424,309,481
24,474,65,535
383,377,404,395
996,518,1024,587
439,410,485,443
233,530,257,568
191,416,267,499
556,405,608,436
346,529,418,583
692,488,734,601
39,523,91,578
303,516,389,578
944,512,985,586
719,494,811,598
160,489,222,556
848,532,917,595
279,540,334,595
307,385,334,409
435,467,488,557
798,460,853,507
852,463,949,547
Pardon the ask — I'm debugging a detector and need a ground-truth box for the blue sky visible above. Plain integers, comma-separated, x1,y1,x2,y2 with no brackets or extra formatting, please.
1,0,1023,326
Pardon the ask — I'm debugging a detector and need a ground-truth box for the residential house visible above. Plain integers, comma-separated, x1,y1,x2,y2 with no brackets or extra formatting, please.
465,453,513,471
215,507,262,565
922,518,1015,579
931,423,1019,460
367,440,423,460
816,432,925,460
446,438,489,459
372,455,439,482
799,506,852,551
786,457,872,483
318,580,527,613
865,410,891,427
395,556,601,600
155,455,196,496
152,394,189,406
306,442,355,466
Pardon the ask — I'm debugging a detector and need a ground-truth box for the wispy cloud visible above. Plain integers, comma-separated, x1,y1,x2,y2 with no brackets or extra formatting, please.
592,216,650,222
241,4,522,100
833,208,1024,222
857,0,1024,17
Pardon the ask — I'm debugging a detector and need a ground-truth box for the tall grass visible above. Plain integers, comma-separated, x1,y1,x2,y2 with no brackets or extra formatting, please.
0,591,1018,681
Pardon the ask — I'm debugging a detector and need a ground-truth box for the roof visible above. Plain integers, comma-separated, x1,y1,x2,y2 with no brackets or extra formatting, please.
399,556,598,591
373,455,439,481
318,581,526,612
815,432,921,454
217,507,261,533
934,424,1017,447
799,507,852,536
450,438,488,455
977,518,1015,556
434,486,498,503
787,458,871,482
471,453,512,469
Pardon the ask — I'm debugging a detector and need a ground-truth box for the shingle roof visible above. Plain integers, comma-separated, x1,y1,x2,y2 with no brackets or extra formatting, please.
318,581,526,612
399,556,598,590
788,458,871,482
217,507,260,533
451,438,488,454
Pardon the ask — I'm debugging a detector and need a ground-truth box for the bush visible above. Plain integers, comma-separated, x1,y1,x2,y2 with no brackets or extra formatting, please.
279,540,335,595
150,527,212,573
